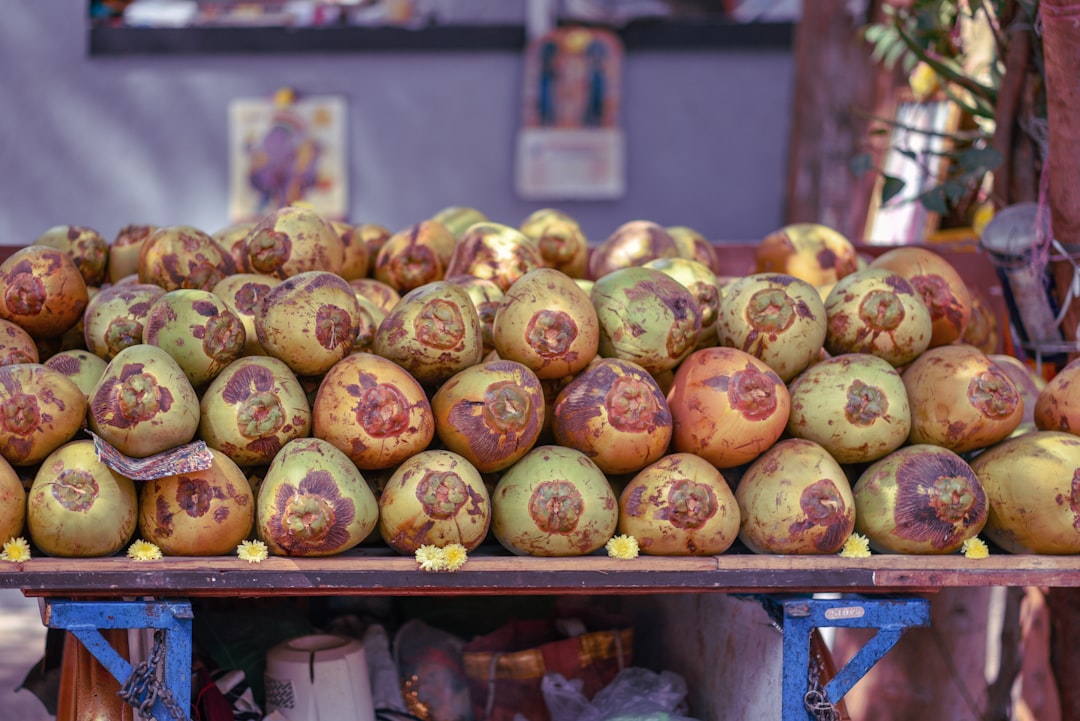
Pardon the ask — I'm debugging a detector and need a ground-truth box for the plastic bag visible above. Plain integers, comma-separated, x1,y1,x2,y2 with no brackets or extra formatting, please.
542,667,699,721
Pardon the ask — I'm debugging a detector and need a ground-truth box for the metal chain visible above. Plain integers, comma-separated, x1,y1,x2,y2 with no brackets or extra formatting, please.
804,648,841,721
117,629,189,721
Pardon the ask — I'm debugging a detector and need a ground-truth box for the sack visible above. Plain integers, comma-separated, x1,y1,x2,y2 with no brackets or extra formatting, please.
462,618,632,721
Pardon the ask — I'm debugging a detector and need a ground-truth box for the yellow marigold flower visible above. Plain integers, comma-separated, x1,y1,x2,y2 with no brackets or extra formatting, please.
442,543,468,572
839,533,871,559
962,537,990,559
605,534,639,560
1,536,31,563
415,544,446,572
237,539,269,563
127,539,163,561
972,202,995,237
909,61,940,102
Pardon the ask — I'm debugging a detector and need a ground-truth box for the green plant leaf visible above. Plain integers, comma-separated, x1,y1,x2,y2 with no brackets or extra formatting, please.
882,176,907,204
918,186,950,214
957,146,1003,172
849,153,874,178
943,179,969,204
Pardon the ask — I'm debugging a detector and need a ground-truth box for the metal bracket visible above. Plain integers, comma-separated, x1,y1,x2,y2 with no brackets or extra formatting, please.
41,598,194,721
759,594,931,721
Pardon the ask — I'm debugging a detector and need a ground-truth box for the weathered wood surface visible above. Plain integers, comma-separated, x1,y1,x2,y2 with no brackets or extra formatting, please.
2,552,1080,598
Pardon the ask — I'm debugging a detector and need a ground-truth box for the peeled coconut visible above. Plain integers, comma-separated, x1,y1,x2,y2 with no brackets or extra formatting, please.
0,455,26,542
200,356,311,467
869,246,971,348
256,270,361,377
313,352,434,470
786,354,911,465
853,444,987,554
493,267,599,379
431,360,545,473
553,357,672,476
755,223,859,289
667,347,790,468
903,344,1023,453
137,448,254,556
138,225,237,292
256,437,379,557
83,283,166,361
492,445,618,557
588,220,680,281
0,364,88,466
592,266,702,375
43,349,107,400
0,245,89,340
244,205,344,279
823,267,932,367
715,272,827,382
373,280,484,386
970,430,1080,554
619,452,740,555
88,343,201,458
374,220,455,293
736,438,856,554
378,449,491,553
142,288,247,388
27,439,138,557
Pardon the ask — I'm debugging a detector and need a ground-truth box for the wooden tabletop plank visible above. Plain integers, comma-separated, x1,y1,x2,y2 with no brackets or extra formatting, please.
3,552,1080,597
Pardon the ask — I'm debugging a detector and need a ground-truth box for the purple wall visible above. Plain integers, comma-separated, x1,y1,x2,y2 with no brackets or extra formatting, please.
1,2,794,247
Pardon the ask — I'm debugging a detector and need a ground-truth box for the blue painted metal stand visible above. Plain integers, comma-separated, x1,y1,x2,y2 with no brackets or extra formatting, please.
41,598,193,721
760,595,932,721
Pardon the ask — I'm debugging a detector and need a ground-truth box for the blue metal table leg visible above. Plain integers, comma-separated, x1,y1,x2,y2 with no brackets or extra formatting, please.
41,598,193,721
761,595,932,721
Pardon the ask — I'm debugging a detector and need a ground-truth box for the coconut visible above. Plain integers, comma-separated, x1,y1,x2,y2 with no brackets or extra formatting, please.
244,205,344,279
137,448,254,556
27,440,138,557
736,438,855,554
256,437,379,557
378,449,491,553
1033,356,1080,433
0,245,89,340
970,430,1080,554
200,356,311,467
351,296,387,355
553,358,672,476
331,220,372,281
853,444,987,554
520,208,589,278
256,271,361,377
666,225,723,276
88,343,201,458
962,284,1001,354
0,364,88,467
491,445,618,557
138,225,237,292
355,222,393,265
0,455,25,541
869,246,971,348
108,224,158,284
444,222,544,292
447,275,503,356
374,220,455,293
493,268,599,380
211,221,257,273
432,360,545,473
990,354,1043,427
715,272,827,382
34,224,109,288
823,267,932,366
643,257,723,349
372,280,483,386
588,220,680,281
431,205,488,239
592,266,702,375
787,354,911,465
142,288,247,388
312,352,434,470
212,273,282,357
619,452,740,555
349,278,401,315
0,319,39,366
903,344,1023,453
755,223,858,289
666,347,790,468
83,283,166,361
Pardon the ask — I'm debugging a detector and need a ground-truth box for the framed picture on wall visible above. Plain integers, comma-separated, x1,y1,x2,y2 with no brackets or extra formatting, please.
863,93,961,245
228,93,348,222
